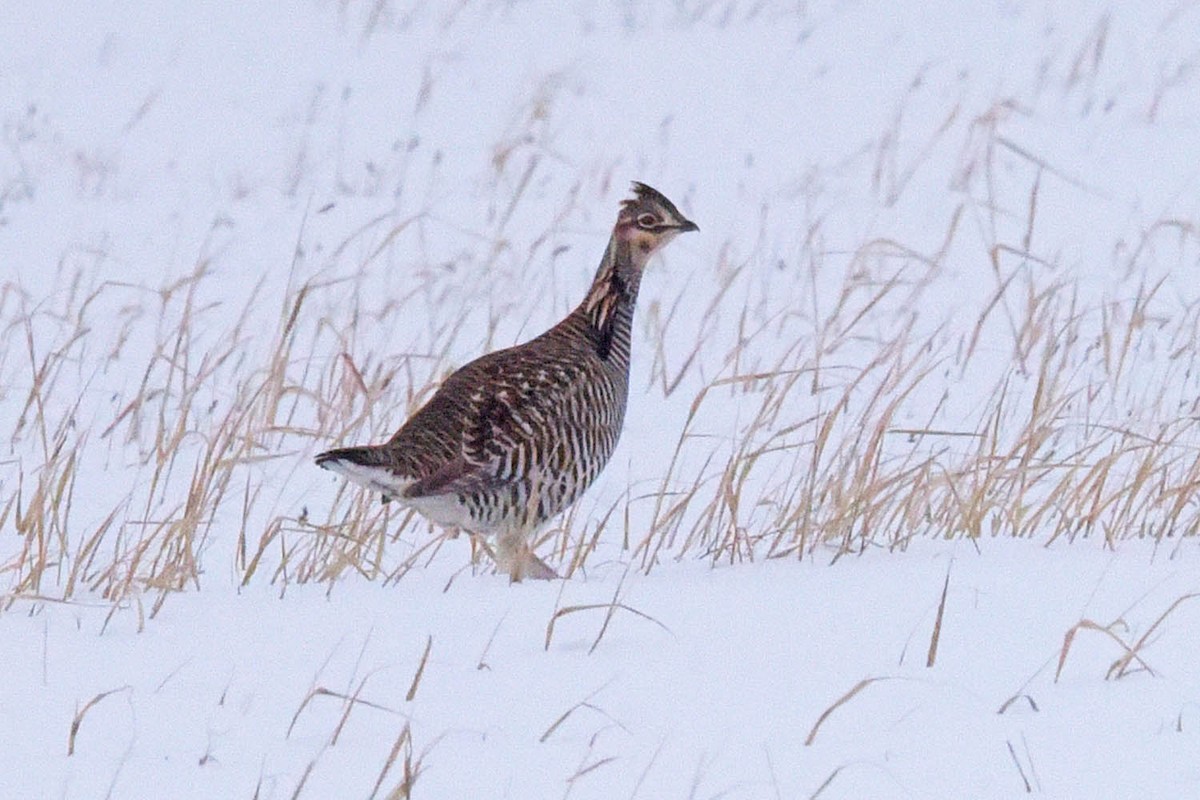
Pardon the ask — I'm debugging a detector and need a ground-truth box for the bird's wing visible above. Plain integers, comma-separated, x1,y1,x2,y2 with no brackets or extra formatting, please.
402,353,582,500
401,454,497,498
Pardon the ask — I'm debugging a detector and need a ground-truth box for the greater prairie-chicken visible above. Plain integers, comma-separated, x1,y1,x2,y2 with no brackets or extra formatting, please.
316,182,697,580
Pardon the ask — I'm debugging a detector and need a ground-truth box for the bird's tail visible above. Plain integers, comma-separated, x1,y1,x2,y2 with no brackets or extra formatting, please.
314,445,388,470
315,445,410,503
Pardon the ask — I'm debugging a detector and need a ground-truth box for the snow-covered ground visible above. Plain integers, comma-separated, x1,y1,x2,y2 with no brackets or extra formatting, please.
4,538,1198,798
3,1,1199,797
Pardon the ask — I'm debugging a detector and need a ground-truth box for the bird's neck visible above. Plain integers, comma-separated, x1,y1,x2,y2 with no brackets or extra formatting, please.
577,236,644,362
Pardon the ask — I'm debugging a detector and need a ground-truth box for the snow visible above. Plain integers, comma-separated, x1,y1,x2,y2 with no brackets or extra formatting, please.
3,1,1199,797
3,540,1198,798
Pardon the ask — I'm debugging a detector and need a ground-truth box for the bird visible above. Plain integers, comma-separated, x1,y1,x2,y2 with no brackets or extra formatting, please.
315,182,698,581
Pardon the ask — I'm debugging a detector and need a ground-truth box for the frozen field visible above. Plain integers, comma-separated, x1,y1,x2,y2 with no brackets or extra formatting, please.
2,1,1199,797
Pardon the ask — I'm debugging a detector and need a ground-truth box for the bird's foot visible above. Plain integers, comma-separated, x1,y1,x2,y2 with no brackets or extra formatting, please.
495,537,559,582
517,552,559,582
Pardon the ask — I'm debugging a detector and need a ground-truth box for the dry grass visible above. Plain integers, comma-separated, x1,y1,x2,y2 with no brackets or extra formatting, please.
284,682,429,800
4,57,1200,617
1056,591,1200,681
67,685,132,757
624,116,1200,574
804,676,895,747
544,570,671,654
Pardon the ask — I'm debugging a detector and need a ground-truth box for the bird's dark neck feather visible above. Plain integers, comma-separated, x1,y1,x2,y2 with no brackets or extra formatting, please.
577,237,642,361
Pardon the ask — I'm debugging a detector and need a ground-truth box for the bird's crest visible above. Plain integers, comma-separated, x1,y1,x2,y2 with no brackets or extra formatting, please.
619,181,684,219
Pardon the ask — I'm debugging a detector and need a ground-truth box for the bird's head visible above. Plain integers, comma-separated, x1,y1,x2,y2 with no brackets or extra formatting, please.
614,182,698,262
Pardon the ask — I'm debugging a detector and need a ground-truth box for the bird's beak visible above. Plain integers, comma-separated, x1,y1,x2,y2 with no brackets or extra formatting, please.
675,218,699,233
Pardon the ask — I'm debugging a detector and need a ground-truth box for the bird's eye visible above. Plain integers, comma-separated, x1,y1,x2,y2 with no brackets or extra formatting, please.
637,213,659,229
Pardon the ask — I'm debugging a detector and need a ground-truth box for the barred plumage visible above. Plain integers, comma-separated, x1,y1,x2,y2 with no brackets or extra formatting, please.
316,182,697,580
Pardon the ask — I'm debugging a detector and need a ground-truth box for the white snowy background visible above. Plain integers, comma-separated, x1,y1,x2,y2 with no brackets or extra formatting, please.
2,1,1199,797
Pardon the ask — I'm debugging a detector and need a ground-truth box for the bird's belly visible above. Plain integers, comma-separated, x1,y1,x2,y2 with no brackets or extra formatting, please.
405,493,483,532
